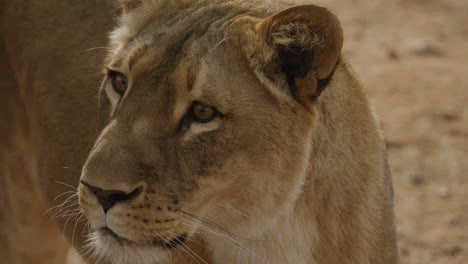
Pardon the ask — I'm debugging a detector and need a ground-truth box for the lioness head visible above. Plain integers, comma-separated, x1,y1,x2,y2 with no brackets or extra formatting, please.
79,0,342,262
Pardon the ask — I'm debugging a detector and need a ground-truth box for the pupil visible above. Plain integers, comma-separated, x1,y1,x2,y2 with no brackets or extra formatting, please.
198,105,206,113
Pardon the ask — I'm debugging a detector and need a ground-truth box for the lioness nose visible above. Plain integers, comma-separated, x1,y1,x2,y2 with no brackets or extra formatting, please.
80,181,143,213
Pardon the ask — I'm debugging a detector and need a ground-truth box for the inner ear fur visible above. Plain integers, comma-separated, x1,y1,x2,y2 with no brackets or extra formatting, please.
256,5,343,108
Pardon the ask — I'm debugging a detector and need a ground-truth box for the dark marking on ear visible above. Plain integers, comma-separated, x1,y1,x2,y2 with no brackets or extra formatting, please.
256,5,343,109
295,57,339,101
312,63,337,99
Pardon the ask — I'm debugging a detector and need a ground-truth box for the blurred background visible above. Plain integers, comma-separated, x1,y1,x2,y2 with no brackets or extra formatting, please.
300,0,468,263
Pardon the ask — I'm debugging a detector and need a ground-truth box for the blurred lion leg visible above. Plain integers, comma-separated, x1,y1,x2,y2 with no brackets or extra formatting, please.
0,42,71,264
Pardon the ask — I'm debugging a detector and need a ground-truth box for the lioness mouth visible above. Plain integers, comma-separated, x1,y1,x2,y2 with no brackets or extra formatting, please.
102,227,187,249
102,227,133,245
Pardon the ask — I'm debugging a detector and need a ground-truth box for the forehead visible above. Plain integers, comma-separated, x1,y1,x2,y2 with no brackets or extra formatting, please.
106,2,253,74
103,8,235,128
102,1,282,128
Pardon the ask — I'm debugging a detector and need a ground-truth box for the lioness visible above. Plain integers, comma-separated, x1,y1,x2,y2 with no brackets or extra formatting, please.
1,0,398,263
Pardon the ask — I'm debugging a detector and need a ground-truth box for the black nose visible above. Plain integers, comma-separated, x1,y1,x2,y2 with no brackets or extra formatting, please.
81,181,143,213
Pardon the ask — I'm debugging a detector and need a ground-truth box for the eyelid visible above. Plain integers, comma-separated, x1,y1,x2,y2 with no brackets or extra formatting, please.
102,65,122,78
107,69,118,78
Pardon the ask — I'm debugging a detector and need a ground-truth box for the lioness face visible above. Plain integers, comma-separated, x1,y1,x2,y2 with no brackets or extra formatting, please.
79,1,341,261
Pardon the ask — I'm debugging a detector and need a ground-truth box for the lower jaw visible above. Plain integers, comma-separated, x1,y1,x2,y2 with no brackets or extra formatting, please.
90,232,172,264
101,227,134,245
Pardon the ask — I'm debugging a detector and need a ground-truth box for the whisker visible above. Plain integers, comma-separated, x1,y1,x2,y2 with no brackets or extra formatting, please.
171,219,209,249
46,194,79,221
58,209,82,218
79,232,99,262
167,231,205,264
81,221,90,238
71,212,85,248
161,235,193,263
53,190,77,201
202,34,229,62
179,210,267,242
85,47,109,52
49,196,79,221
43,192,78,215
53,180,78,190
79,234,97,257
229,206,256,220
179,220,268,264
62,208,78,236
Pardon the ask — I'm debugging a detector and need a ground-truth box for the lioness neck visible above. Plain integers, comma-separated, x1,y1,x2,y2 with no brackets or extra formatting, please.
205,59,398,264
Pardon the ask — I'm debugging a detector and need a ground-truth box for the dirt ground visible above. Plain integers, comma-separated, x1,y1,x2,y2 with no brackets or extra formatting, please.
297,0,468,263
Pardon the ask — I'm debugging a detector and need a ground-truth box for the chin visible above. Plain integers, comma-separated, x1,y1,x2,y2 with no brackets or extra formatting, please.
85,229,172,264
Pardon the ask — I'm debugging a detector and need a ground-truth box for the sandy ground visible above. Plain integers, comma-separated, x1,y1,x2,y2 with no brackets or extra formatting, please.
297,0,468,263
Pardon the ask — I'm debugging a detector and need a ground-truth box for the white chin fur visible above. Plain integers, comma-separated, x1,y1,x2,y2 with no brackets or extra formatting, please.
84,231,171,264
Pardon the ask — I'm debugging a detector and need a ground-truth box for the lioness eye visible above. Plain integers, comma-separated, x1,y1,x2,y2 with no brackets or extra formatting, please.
109,71,128,96
189,102,218,123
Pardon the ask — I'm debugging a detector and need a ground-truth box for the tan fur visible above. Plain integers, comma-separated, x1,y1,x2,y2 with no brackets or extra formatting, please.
1,0,397,263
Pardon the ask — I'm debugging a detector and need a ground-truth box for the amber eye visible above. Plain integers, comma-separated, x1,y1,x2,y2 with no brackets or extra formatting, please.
189,102,218,123
110,71,128,96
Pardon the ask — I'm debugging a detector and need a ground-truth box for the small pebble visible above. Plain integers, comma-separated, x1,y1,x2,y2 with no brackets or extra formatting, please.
447,216,459,227
411,40,445,57
437,186,451,198
442,246,462,256
440,112,458,121
400,247,410,256
410,174,424,185
387,48,400,60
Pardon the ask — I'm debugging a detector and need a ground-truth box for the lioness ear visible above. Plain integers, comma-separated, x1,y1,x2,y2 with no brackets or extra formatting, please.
256,5,343,108
115,0,142,13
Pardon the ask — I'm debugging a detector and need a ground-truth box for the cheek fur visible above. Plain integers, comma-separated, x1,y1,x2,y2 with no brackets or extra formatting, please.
189,117,314,231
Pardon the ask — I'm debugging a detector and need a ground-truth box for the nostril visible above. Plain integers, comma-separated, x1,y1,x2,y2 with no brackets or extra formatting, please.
81,181,143,213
